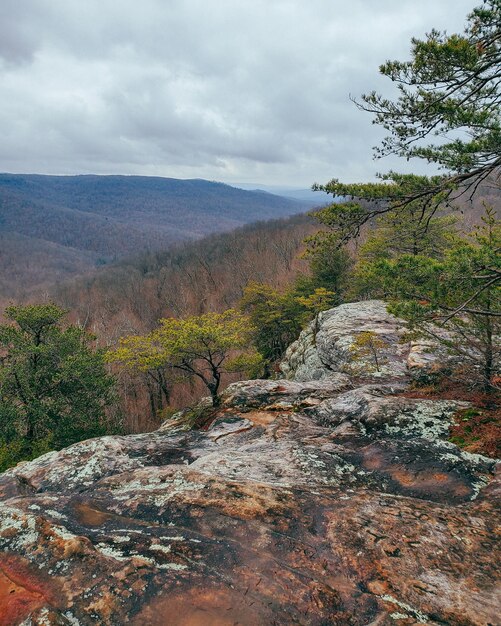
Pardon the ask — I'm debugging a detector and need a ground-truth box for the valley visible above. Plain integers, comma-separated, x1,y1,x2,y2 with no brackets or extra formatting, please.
0,173,318,297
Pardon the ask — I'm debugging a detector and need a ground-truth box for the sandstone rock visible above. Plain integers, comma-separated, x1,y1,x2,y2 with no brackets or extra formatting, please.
0,387,498,625
0,301,499,625
407,334,463,383
220,374,351,410
280,300,453,383
280,300,409,382
309,384,469,439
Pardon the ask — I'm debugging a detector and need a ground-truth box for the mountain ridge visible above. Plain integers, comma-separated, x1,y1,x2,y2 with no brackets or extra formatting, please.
0,173,317,296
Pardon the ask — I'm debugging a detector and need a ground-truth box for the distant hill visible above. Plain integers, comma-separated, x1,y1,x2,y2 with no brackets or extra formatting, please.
0,173,313,296
232,182,332,204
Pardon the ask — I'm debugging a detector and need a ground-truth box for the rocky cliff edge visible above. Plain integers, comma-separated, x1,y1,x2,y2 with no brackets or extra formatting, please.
0,301,499,625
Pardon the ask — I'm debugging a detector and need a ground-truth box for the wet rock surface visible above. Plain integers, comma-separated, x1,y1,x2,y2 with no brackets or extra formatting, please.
0,302,499,625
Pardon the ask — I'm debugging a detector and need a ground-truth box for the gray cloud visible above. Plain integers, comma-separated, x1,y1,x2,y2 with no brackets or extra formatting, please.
0,0,478,186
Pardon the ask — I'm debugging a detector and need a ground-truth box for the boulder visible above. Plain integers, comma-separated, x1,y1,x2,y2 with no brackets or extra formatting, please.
280,300,409,382
0,383,498,625
220,374,351,410
280,300,452,383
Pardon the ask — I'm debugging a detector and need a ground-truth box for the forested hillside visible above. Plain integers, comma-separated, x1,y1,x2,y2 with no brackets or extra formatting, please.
0,232,97,296
13,175,494,433
0,0,498,470
0,174,316,296
40,214,316,429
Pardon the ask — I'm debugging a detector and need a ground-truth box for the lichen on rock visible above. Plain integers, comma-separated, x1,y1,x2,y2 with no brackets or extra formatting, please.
0,300,499,625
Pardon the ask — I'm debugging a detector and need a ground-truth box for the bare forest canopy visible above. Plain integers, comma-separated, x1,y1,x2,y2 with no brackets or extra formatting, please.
36,213,317,431
0,173,319,297
51,213,317,341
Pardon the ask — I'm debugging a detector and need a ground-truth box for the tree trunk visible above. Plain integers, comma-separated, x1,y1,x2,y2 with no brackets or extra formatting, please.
207,368,221,407
483,314,493,393
26,414,35,443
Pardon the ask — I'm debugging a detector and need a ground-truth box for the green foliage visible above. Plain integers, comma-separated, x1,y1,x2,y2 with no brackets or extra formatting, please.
349,199,458,298
302,230,352,293
296,288,337,317
460,408,483,420
0,304,118,471
359,209,456,263
310,173,460,297
313,1,500,242
240,277,341,373
304,3,500,394
297,287,337,337
362,0,500,174
313,174,448,209
313,173,453,244
349,331,389,374
449,405,500,457
373,209,500,390
226,351,264,378
165,402,216,432
240,283,307,373
0,435,53,473
109,309,262,406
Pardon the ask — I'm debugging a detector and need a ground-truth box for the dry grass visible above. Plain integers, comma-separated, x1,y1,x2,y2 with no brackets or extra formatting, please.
400,380,500,459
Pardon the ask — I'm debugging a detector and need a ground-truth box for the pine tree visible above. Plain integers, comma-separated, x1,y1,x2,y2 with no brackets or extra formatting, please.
0,304,117,469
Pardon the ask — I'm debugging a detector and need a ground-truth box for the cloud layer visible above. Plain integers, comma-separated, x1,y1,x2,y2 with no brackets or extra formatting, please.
0,0,478,185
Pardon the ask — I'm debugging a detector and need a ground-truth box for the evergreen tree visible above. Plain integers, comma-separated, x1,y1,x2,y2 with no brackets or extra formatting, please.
0,304,117,470
240,281,338,373
369,209,500,391
301,233,351,294
240,283,306,374
360,0,500,177
350,197,458,298
314,1,500,242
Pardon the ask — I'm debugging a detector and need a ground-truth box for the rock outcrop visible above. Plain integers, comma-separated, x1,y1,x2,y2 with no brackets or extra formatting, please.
280,300,449,383
0,301,499,625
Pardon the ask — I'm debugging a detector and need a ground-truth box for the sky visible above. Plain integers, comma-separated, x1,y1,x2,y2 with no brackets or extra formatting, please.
0,0,479,187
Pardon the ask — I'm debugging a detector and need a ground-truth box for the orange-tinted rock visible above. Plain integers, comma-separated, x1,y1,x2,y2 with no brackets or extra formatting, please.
0,554,61,626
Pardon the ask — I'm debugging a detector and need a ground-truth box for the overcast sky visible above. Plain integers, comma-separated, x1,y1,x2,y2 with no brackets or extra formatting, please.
0,0,478,187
